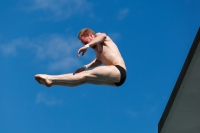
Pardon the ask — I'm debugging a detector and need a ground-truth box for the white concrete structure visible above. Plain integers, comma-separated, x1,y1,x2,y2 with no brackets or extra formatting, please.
159,28,200,133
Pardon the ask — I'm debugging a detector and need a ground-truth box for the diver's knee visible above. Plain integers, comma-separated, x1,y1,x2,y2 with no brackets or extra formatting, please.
81,71,92,81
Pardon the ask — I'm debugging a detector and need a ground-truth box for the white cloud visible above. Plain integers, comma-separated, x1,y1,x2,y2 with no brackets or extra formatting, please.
35,92,63,106
117,8,129,20
22,0,92,20
0,38,29,56
33,35,79,59
0,44,17,56
0,34,82,71
49,57,80,71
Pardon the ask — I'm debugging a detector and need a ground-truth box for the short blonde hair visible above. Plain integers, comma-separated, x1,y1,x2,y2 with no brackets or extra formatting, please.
78,28,95,39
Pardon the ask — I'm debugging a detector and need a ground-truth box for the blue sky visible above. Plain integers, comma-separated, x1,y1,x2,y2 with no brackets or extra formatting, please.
0,0,200,133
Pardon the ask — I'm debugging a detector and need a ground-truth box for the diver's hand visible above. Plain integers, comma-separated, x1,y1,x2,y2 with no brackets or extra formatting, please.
77,45,89,57
73,67,85,75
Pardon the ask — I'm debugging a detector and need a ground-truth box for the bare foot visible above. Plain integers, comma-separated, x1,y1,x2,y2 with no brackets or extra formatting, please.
35,74,52,87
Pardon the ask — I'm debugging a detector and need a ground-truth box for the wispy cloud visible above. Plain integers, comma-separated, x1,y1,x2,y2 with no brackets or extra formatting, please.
33,35,79,59
0,34,82,71
35,92,63,106
21,0,92,20
0,38,30,56
0,44,17,56
49,57,80,71
117,8,129,20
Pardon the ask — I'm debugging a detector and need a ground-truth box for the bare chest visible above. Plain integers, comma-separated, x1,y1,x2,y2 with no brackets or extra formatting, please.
93,44,114,65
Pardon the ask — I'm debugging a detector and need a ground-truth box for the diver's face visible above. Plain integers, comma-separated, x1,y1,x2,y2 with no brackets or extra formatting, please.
80,34,94,45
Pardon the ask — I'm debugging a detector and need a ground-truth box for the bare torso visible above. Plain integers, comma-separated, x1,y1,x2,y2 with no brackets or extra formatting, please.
92,34,126,70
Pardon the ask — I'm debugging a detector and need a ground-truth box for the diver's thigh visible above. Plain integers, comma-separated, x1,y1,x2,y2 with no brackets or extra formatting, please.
86,66,120,83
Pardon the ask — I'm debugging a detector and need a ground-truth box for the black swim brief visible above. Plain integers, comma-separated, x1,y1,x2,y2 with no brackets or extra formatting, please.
114,65,126,86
